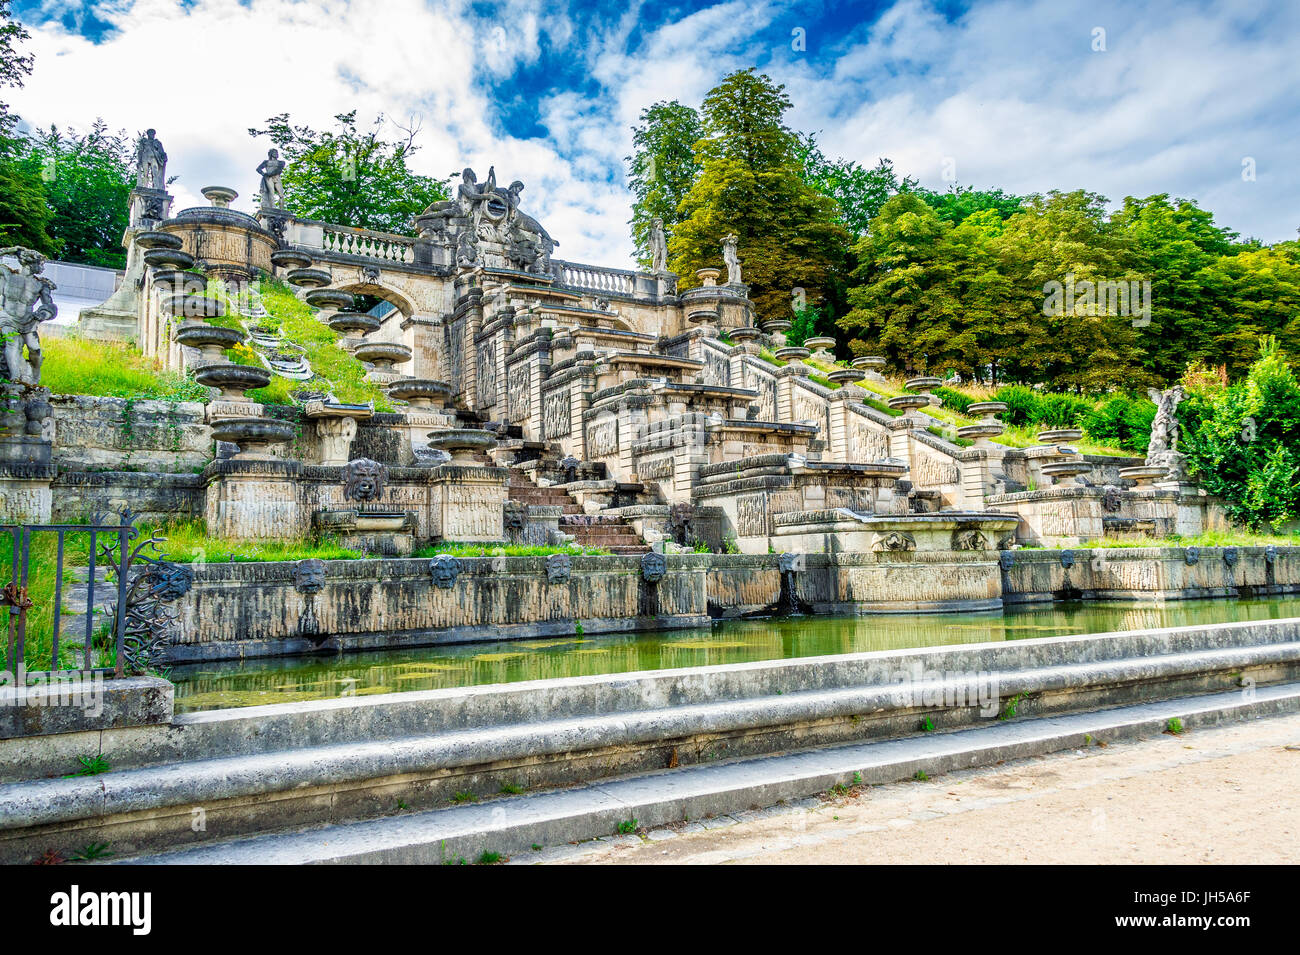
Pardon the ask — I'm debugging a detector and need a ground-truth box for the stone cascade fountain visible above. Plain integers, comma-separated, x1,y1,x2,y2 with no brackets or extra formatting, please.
387,379,458,462
209,416,297,460
957,401,1008,447
314,458,417,557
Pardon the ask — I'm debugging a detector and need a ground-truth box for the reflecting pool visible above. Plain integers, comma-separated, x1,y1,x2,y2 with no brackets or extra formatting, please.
168,595,1300,712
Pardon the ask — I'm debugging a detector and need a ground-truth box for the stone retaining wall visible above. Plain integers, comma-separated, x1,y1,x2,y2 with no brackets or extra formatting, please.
167,554,711,663
50,395,210,472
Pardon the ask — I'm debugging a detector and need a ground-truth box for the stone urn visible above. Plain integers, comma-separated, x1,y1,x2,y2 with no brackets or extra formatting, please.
686,306,719,335
1037,428,1083,444
729,326,765,349
888,394,931,417
160,291,224,320
1041,461,1093,485
355,341,413,373
827,368,865,386
174,323,244,361
271,250,314,272
696,268,721,287
805,336,836,362
774,346,810,364
210,416,296,460
201,186,238,208
426,428,499,465
1118,465,1167,487
761,319,792,348
195,362,272,401
291,269,335,290
967,401,1008,422
387,379,455,409
329,312,382,339
135,231,184,251
151,269,207,297
144,248,195,271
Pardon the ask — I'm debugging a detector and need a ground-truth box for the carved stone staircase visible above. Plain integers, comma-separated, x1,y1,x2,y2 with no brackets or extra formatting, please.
506,472,650,555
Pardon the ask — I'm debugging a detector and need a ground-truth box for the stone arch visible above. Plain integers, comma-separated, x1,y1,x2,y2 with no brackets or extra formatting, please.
333,281,417,319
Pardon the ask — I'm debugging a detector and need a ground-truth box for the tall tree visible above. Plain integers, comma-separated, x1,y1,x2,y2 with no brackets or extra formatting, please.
669,69,848,324
247,111,449,235
796,135,916,237
625,100,702,269
913,184,1024,225
0,0,50,252
23,121,133,267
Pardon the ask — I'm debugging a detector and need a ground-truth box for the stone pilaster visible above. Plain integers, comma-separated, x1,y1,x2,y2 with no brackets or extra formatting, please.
202,458,305,540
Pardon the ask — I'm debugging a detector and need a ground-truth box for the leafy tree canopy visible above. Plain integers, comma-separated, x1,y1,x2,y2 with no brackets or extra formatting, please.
248,111,449,235
626,100,703,269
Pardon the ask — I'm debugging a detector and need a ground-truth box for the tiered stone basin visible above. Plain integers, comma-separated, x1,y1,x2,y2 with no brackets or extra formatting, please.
729,326,765,345
387,379,455,409
805,336,836,358
271,250,314,271
1037,428,1083,443
329,312,381,337
300,287,351,310
426,428,499,465
826,368,865,386
201,186,238,208
904,376,942,392
774,346,810,362
144,248,195,270
956,423,1005,444
696,267,721,287
687,306,719,329
210,416,296,459
175,324,244,360
135,231,184,251
968,401,1008,420
1041,461,1094,485
151,269,207,296
195,362,272,400
1118,465,1168,486
888,394,931,414
761,319,792,335
851,356,886,371
160,291,224,319
292,270,335,290
354,342,412,371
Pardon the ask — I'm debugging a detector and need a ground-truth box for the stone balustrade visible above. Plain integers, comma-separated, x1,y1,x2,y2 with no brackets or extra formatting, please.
319,226,416,263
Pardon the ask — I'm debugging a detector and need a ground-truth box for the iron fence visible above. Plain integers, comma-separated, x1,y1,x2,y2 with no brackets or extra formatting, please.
0,511,191,685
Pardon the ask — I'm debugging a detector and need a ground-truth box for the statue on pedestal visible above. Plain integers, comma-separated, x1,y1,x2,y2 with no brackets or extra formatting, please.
256,148,286,209
0,247,56,386
1146,385,1186,481
649,218,667,273
722,233,741,284
134,129,167,190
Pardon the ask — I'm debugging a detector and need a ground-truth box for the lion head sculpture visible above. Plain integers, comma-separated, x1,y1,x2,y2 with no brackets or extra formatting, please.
343,458,388,504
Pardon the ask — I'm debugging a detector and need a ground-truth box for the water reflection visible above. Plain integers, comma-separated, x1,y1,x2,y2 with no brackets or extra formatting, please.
170,596,1300,713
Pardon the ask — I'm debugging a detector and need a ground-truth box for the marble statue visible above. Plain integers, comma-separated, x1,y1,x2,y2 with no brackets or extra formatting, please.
256,148,286,209
0,247,56,386
1146,386,1184,457
722,234,741,284
135,129,167,190
649,218,667,273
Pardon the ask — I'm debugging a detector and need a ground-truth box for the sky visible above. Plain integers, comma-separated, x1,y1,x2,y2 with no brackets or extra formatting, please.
7,0,1298,267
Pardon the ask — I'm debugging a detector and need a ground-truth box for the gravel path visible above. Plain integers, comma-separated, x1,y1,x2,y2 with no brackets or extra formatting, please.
550,713,1300,865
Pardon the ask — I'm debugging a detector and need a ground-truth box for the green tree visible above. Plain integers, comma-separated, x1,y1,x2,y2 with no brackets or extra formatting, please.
913,184,1024,225
23,121,133,267
625,100,703,269
669,69,848,324
797,135,916,237
247,111,448,235
1181,339,1300,529
0,0,51,252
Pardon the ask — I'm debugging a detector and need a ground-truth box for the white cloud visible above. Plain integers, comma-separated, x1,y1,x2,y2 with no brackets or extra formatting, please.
8,0,1297,277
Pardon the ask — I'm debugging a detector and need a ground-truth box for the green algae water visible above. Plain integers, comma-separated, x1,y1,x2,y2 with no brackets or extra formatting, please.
168,596,1300,712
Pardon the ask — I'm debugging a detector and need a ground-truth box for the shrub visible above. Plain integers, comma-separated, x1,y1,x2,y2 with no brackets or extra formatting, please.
1035,392,1092,428
1081,396,1156,454
1181,337,1300,529
934,385,972,415
995,385,1040,426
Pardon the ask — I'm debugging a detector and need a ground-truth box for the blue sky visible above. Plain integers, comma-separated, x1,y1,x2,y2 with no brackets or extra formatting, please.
9,0,1298,265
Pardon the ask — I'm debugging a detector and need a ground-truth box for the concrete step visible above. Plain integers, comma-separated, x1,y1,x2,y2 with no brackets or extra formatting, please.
116,682,1300,865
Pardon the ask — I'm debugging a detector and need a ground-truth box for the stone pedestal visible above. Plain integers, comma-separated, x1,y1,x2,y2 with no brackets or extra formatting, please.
203,458,305,540
428,463,508,542
304,400,372,466
0,388,55,523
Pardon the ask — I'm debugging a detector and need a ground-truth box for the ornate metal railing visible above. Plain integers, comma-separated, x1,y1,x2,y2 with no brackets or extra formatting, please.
320,226,416,263
555,261,637,296
0,512,191,684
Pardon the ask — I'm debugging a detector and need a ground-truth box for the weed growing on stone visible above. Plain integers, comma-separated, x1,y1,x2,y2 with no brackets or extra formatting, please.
69,754,110,777
1165,717,1185,735
499,783,525,795
617,819,639,834
451,791,478,804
